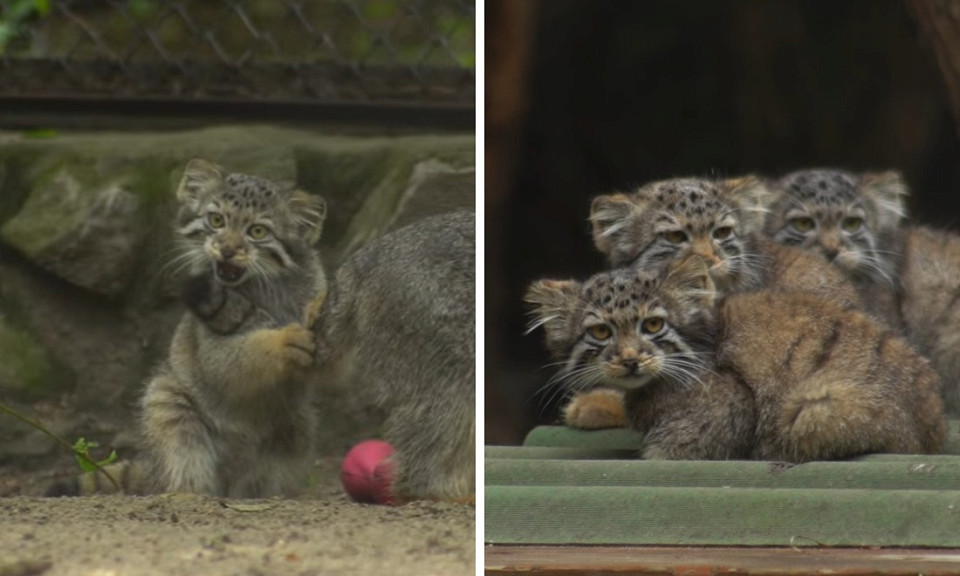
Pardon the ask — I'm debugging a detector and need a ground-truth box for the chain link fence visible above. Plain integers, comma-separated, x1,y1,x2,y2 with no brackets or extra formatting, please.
0,0,475,105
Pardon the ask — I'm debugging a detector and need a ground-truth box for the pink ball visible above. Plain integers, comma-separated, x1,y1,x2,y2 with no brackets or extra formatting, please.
340,439,396,505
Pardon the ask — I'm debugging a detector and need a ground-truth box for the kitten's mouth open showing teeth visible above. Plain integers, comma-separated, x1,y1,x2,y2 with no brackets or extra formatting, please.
215,261,246,284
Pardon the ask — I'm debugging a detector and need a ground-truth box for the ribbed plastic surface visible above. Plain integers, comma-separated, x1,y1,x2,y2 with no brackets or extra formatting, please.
484,422,960,546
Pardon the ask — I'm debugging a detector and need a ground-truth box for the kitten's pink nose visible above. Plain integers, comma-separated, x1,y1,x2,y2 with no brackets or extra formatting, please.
690,241,720,266
820,231,841,256
619,350,640,372
820,237,841,260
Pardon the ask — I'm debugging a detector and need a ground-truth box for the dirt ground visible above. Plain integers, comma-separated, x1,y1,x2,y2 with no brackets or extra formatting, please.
0,459,476,576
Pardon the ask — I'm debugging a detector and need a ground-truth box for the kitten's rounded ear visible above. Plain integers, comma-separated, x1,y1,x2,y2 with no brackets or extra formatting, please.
661,255,717,308
288,191,327,245
176,159,224,207
590,193,644,266
859,171,908,231
524,278,580,340
721,175,774,233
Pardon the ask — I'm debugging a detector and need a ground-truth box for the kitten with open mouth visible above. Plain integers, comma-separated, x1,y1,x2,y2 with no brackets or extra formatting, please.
214,260,247,285
144,159,327,497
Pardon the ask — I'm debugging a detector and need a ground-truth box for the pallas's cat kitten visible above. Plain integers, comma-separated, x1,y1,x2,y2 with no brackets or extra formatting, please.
526,256,946,461
590,176,860,306
568,175,862,427
763,168,960,413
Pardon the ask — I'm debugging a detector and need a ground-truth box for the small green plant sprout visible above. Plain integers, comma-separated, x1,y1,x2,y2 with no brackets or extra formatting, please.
72,438,118,473
0,400,120,490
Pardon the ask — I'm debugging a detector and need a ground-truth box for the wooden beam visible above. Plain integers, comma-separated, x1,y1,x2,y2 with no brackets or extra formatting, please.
486,545,960,575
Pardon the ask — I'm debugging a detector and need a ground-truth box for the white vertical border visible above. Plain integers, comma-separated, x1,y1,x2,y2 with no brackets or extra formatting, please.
474,0,485,573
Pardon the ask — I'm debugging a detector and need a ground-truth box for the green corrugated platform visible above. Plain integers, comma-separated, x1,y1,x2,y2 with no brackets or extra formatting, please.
521,421,960,454
484,420,960,547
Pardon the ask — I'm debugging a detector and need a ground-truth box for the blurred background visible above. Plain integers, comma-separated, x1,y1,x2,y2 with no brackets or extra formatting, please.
0,0,475,494
1,0,474,125
485,0,960,444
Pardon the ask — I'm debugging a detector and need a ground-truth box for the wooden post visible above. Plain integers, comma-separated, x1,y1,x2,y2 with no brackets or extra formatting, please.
485,0,540,445
907,0,960,132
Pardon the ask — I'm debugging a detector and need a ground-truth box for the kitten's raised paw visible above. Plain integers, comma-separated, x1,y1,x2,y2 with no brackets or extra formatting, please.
247,324,316,381
277,323,316,368
563,389,628,429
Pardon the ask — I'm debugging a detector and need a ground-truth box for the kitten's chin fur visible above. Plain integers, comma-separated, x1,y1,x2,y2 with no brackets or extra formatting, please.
830,251,858,271
605,374,654,390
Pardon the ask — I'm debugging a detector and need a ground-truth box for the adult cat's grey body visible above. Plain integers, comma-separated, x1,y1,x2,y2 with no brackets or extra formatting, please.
313,209,476,502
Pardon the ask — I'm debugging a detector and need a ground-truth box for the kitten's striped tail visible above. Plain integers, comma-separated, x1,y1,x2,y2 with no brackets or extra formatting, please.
780,372,943,462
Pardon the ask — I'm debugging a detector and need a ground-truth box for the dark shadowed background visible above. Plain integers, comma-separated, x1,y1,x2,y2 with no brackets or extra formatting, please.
485,0,960,444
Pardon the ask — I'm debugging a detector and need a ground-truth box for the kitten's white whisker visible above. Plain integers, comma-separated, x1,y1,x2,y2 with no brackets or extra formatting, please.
859,254,897,288
525,314,560,335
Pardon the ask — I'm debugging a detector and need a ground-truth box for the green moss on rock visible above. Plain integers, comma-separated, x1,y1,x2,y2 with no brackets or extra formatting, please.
0,317,57,397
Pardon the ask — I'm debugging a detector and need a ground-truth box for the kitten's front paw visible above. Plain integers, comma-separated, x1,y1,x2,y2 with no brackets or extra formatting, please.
252,323,316,379
563,389,628,430
276,323,316,369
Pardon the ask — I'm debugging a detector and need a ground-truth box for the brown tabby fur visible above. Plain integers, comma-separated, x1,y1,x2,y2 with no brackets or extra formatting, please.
566,176,863,429
763,168,960,413
590,176,861,308
527,257,946,461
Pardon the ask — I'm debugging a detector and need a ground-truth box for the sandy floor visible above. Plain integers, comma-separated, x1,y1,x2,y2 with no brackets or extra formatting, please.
0,460,475,576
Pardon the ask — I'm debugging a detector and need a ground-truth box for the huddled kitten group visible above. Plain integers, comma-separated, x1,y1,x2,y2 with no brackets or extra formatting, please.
527,169,952,462
56,159,475,502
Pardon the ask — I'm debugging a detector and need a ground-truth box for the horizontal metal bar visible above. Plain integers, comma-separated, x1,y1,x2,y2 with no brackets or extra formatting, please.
0,95,475,131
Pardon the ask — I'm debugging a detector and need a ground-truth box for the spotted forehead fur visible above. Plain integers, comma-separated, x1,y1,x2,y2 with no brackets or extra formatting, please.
216,173,287,212
638,178,730,219
583,269,660,319
778,169,858,206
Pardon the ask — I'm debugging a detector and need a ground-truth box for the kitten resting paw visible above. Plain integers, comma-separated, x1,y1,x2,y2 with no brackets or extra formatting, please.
563,389,628,429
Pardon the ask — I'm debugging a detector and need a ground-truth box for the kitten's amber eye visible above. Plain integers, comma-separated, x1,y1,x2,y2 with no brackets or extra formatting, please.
207,212,225,229
663,230,688,244
789,217,816,232
713,226,733,240
641,317,664,334
587,325,612,340
247,224,270,240
841,217,864,232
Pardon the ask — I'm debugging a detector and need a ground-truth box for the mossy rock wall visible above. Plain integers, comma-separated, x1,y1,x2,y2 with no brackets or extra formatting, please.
0,126,474,467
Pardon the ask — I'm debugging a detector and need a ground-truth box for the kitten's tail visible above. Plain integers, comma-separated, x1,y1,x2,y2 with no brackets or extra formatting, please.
779,377,919,462
44,460,152,497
